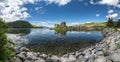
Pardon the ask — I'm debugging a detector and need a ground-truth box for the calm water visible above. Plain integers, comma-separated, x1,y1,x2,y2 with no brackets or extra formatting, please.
7,28,103,55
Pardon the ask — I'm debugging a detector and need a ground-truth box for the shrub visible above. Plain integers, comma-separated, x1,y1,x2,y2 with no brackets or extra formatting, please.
117,42,120,48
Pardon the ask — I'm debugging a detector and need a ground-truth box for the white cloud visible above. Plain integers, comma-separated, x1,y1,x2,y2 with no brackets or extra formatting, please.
44,0,71,6
106,13,118,18
0,0,71,22
0,0,41,22
90,0,120,8
99,0,119,6
35,7,42,11
90,0,120,19
96,14,100,17
68,22,80,26
108,10,114,14
90,0,96,4
30,21,60,27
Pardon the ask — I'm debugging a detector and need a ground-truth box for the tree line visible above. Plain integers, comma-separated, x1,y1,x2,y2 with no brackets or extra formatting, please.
107,18,120,28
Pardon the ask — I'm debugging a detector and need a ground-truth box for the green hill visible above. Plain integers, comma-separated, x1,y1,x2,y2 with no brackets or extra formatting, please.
7,20,32,28
80,22,106,28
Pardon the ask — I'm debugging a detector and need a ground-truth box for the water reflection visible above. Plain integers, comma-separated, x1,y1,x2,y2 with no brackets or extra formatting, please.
7,28,31,36
55,30,67,36
7,28,103,55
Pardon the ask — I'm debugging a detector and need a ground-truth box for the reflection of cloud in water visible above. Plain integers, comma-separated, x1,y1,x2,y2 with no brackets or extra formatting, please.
7,34,29,45
6,28,103,55
7,28,31,36
68,31,92,34
30,29,51,35
68,31,101,35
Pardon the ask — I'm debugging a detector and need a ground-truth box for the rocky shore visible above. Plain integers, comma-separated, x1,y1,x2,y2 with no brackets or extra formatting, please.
8,29,120,62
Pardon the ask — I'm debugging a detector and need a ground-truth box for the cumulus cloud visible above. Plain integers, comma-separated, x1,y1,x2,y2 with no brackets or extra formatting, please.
44,0,71,6
90,0,120,8
106,13,118,18
89,0,120,19
99,0,119,6
108,10,114,14
0,0,72,22
0,0,40,22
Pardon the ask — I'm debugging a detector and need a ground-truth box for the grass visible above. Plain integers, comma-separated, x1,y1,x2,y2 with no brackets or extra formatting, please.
80,22,106,28
117,42,120,48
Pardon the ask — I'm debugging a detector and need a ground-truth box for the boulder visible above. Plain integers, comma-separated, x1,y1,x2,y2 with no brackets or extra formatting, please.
109,44,118,51
76,55,86,62
35,58,45,62
94,56,107,62
96,51,104,56
26,52,38,60
17,52,26,60
110,52,120,62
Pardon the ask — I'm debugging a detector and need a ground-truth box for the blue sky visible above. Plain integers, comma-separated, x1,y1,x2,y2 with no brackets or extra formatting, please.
0,0,120,27
26,0,108,26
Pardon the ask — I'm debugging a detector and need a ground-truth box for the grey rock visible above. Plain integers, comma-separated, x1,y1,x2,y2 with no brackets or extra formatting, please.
26,52,38,60
110,52,120,62
15,57,22,62
76,55,86,62
46,58,53,62
35,58,45,62
87,58,94,62
17,52,26,59
76,58,86,62
109,44,117,51
20,47,29,52
95,48,102,51
94,56,107,62
24,60,33,62
96,51,104,56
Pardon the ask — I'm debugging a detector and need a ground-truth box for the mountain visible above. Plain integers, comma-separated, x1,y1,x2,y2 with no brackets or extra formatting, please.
7,20,32,28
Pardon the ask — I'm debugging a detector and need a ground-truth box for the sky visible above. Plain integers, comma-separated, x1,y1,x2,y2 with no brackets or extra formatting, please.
0,0,120,27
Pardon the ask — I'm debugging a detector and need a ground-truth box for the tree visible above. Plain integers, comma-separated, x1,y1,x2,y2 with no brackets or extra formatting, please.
106,18,114,28
116,19,120,28
0,18,7,28
61,22,67,28
0,18,14,62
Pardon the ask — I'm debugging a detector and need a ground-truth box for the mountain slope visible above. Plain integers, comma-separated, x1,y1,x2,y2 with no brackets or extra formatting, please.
7,20,32,28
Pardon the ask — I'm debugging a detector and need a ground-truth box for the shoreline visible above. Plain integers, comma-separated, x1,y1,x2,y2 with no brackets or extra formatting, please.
9,29,120,62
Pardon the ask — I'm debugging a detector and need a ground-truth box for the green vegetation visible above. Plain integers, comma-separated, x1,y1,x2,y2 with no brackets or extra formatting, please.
54,28,67,36
32,25,43,28
7,20,32,28
54,18,120,31
80,22,106,28
54,22,106,31
106,18,114,28
0,19,8,28
0,19,14,62
7,20,43,28
106,18,120,30
55,22,67,29
54,22,67,31
117,42,120,48
115,19,120,28
7,28,31,36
